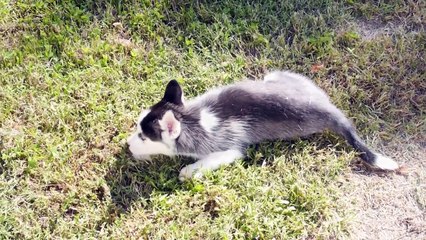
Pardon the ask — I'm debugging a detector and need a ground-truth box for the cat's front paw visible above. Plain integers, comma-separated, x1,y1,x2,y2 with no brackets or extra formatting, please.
179,164,202,181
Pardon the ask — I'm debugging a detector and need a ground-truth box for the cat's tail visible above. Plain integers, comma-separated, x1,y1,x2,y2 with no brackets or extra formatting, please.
332,110,399,170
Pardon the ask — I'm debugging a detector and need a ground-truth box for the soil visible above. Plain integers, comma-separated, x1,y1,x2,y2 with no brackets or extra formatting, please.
342,140,426,240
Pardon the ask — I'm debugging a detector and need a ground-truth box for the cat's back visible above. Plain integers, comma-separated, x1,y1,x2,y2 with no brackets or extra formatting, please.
188,71,331,113
233,71,330,103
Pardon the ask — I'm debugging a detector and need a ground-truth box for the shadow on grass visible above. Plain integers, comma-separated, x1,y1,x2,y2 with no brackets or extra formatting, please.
95,131,391,232
245,132,357,165
104,132,376,214
105,146,195,213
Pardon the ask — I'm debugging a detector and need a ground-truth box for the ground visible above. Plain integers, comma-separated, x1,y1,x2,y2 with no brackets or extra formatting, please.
0,0,425,239
343,140,425,240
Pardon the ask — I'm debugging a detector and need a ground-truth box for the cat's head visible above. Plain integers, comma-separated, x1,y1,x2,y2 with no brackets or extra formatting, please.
127,80,184,159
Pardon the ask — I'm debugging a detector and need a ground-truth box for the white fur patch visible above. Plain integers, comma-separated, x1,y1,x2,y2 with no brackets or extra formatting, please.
127,132,174,159
199,109,219,132
374,154,399,170
179,149,243,181
181,92,185,104
264,70,283,83
264,70,313,85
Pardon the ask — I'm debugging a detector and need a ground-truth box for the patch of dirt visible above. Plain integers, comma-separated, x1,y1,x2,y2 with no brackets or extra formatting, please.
341,20,421,41
355,20,402,41
342,139,426,239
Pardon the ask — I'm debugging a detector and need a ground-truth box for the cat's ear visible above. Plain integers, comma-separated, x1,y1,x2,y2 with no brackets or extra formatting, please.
163,80,183,105
159,110,181,140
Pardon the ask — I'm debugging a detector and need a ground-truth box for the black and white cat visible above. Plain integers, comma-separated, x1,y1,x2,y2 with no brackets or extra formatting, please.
127,71,399,181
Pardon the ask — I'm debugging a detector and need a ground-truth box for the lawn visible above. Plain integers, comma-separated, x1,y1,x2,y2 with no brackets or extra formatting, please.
0,0,424,239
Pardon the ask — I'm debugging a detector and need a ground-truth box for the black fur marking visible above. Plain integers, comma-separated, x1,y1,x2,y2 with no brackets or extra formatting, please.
163,80,183,105
141,101,169,141
338,124,377,165
212,88,305,122
208,87,332,141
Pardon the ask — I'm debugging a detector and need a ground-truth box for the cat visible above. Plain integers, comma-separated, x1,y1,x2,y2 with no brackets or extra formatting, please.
127,71,399,181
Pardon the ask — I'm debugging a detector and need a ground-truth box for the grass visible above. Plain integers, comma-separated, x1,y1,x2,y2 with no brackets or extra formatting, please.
0,0,424,239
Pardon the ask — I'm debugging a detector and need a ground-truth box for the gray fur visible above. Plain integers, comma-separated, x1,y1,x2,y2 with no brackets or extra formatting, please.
177,71,346,155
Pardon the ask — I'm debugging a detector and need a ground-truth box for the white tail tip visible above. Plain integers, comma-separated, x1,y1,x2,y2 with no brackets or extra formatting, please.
374,154,399,170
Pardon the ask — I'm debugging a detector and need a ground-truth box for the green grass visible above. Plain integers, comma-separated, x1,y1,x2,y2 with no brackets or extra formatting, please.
0,0,424,239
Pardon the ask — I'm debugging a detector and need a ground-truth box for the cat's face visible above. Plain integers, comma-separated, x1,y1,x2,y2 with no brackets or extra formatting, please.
127,80,184,159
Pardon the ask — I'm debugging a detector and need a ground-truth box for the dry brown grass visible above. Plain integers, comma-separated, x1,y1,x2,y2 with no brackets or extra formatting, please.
340,139,426,240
